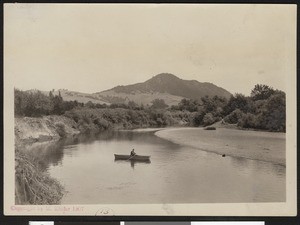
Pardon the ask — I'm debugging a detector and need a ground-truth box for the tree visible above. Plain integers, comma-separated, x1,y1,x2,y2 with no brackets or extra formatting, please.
151,99,168,109
203,113,215,126
200,95,227,116
14,90,53,116
224,109,243,124
15,89,24,116
32,91,52,115
52,95,63,114
49,91,54,99
85,101,95,108
237,113,257,128
201,96,216,112
15,89,81,117
251,84,275,101
192,110,206,126
178,99,199,112
223,93,251,114
261,92,286,131
128,101,138,110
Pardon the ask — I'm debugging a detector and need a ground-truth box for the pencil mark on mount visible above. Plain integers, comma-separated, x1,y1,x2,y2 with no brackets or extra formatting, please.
95,207,114,216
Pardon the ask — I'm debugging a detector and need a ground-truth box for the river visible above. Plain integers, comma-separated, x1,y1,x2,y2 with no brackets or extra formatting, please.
26,128,285,204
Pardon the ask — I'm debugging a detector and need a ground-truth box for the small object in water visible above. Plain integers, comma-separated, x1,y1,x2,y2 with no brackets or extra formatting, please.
204,126,216,130
222,154,226,157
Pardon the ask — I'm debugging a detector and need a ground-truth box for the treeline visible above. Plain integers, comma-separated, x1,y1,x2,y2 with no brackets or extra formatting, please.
65,108,191,133
14,84,286,132
229,85,285,131
14,89,161,116
170,84,286,131
14,89,84,117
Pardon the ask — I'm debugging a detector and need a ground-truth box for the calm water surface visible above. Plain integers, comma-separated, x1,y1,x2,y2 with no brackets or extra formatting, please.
27,129,285,204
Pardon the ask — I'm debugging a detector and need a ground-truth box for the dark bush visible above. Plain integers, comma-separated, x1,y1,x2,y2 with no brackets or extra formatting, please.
55,123,67,137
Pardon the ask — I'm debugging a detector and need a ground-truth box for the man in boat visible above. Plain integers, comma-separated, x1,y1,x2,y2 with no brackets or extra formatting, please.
130,149,136,156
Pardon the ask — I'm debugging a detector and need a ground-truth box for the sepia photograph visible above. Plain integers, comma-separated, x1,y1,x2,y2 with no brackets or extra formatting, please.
4,3,296,216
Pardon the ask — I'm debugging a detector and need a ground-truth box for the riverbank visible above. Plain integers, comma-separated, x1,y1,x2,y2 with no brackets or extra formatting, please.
15,148,65,204
131,127,167,132
15,115,77,204
15,115,80,144
155,127,286,166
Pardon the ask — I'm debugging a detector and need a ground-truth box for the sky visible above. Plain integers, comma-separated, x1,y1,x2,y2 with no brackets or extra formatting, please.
4,4,296,95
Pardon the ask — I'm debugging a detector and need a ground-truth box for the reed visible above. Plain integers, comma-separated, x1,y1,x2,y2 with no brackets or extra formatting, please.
15,149,64,205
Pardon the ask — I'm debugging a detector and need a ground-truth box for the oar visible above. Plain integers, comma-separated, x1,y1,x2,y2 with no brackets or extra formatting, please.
127,154,136,161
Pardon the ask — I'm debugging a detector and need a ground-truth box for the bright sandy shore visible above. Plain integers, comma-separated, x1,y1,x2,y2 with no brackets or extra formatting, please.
155,127,286,166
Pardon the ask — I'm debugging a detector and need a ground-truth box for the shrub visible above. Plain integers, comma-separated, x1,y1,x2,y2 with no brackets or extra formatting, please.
204,126,216,130
224,109,243,124
192,111,205,126
55,123,67,137
237,113,257,128
203,113,215,126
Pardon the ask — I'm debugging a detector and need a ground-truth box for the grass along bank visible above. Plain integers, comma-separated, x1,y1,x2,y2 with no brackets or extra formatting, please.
15,148,64,204
14,115,79,204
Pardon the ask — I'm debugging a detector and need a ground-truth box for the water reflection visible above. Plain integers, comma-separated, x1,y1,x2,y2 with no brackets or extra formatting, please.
24,130,163,171
114,159,151,169
22,139,66,171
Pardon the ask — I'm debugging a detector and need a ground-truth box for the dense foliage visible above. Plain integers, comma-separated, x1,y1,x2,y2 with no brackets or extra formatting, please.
15,84,286,132
64,108,191,133
14,89,83,116
224,85,286,132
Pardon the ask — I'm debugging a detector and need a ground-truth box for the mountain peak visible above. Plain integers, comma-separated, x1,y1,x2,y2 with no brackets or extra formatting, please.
152,73,180,80
98,73,231,105
147,73,181,86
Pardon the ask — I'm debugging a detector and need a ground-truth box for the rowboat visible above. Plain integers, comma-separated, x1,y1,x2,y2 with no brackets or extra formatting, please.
114,154,151,162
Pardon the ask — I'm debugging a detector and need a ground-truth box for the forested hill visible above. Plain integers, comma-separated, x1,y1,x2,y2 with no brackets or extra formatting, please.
106,73,231,99
96,73,231,105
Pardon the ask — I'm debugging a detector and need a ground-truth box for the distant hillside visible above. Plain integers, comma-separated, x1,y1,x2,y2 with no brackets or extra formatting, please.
96,73,231,105
53,90,109,105
24,73,231,106
26,89,110,105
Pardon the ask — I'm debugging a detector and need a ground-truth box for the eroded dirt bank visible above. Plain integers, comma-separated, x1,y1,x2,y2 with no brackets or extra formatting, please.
15,115,80,144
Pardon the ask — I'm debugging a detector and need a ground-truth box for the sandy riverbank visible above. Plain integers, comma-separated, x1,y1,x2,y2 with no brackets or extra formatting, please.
155,127,286,166
131,127,167,132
